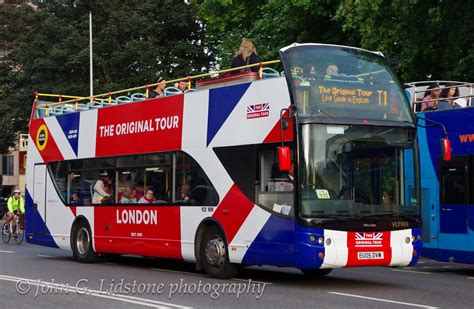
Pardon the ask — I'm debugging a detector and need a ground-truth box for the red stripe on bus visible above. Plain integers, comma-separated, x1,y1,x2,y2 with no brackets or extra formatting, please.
212,184,254,244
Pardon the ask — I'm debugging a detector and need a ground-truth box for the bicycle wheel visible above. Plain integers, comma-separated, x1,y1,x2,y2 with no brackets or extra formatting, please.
2,222,11,244
14,225,24,245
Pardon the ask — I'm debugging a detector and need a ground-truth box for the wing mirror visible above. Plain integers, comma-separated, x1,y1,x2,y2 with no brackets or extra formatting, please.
278,146,291,172
441,137,451,161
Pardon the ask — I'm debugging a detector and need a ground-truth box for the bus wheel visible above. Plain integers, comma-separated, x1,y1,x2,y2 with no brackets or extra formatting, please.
72,221,99,263
200,226,238,279
301,268,332,277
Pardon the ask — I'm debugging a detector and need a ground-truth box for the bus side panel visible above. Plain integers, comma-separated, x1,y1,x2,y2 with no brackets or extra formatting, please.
94,206,182,259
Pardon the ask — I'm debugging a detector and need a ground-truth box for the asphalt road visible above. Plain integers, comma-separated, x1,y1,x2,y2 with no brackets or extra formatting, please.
0,239,473,308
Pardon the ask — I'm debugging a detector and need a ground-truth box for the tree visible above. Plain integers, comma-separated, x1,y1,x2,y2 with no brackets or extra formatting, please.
0,0,211,153
197,0,355,68
336,0,474,82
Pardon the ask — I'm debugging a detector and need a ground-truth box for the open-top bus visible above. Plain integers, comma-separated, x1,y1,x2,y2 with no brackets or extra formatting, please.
26,43,422,278
407,81,473,264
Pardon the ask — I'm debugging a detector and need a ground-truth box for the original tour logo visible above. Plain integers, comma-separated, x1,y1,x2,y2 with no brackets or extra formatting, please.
36,124,49,151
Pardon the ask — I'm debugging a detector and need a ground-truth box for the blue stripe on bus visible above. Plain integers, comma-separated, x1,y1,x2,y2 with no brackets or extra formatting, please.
422,247,474,264
207,82,251,146
25,189,59,249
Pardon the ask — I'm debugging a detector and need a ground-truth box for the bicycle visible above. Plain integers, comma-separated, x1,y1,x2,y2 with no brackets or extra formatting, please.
2,213,24,244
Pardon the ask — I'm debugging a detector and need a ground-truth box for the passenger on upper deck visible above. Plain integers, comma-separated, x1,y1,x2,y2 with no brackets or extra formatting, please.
438,83,461,109
303,65,317,81
326,64,339,75
231,38,260,73
149,77,166,98
421,83,441,111
174,81,188,92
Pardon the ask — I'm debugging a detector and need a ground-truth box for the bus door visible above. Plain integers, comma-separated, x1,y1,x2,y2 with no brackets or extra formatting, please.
31,163,47,234
439,156,469,234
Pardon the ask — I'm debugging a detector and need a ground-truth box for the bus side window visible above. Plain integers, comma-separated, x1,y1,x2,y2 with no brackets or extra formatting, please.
175,152,219,206
256,148,294,216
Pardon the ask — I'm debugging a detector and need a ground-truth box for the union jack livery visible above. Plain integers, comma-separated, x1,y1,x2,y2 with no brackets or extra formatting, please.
26,43,422,278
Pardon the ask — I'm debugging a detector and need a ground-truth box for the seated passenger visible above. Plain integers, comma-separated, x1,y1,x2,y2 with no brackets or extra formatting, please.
149,77,166,98
303,65,317,81
92,174,112,204
138,189,154,204
70,193,82,206
174,81,188,92
230,38,260,73
421,83,441,111
120,187,137,204
178,183,190,202
438,83,461,109
325,64,339,75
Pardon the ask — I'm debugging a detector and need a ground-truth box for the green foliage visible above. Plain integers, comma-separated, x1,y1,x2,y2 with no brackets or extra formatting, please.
197,0,352,67
336,0,474,82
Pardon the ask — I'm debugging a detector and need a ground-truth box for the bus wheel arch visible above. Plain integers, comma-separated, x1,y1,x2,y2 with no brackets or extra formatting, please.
194,218,238,278
71,217,100,263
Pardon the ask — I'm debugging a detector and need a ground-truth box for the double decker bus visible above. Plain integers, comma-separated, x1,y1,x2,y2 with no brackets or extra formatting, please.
407,81,474,264
26,43,422,278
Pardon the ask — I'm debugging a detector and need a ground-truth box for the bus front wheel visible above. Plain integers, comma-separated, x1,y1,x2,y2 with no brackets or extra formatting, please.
200,225,238,279
72,221,100,263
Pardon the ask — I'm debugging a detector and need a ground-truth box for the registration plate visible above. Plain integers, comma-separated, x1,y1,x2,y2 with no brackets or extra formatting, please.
357,251,384,260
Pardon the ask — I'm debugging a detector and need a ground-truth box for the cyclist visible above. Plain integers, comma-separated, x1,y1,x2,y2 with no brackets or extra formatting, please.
6,189,25,233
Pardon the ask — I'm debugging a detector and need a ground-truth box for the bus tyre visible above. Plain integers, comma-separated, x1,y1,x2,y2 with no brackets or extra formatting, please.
301,268,332,277
72,221,100,263
200,226,238,279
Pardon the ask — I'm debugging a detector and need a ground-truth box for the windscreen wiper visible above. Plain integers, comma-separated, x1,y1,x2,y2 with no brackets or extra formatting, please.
360,212,418,221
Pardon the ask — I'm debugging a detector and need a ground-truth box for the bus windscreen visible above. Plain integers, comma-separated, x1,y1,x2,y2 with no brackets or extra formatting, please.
280,45,413,123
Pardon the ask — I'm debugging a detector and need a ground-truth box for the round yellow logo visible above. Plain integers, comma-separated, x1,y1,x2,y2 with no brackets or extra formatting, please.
36,124,48,151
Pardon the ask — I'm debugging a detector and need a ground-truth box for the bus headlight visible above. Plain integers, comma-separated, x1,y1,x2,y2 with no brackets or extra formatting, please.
325,238,332,246
309,235,316,243
405,237,411,244
411,235,417,243
318,236,324,245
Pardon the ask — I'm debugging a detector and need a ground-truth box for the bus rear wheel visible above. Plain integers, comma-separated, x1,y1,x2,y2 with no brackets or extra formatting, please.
72,221,100,263
301,268,332,277
200,226,238,279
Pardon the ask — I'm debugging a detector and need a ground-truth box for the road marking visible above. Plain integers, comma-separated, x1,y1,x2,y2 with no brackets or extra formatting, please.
467,277,474,280
231,278,273,285
393,269,432,275
0,250,14,254
0,274,188,308
150,268,201,277
329,292,438,308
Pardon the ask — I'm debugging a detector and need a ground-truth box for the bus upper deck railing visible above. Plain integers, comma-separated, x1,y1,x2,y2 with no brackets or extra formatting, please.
32,60,282,119
405,81,473,113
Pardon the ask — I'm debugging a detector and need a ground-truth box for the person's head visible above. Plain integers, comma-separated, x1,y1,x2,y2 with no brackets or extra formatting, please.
123,187,136,199
180,184,190,198
326,65,339,75
441,83,459,98
304,65,317,78
13,189,20,198
236,38,257,61
145,189,154,199
382,191,391,205
175,81,187,92
155,77,166,91
424,83,441,98
72,193,79,201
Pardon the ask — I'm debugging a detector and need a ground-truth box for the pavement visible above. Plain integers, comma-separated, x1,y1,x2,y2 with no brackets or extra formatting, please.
0,239,473,308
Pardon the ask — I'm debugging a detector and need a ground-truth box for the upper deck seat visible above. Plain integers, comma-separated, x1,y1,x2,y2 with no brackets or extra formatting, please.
87,100,103,109
184,88,195,94
262,67,280,79
36,105,48,118
49,106,64,116
100,99,118,106
116,96,133,104
131,93,147,101
164,87,182,96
